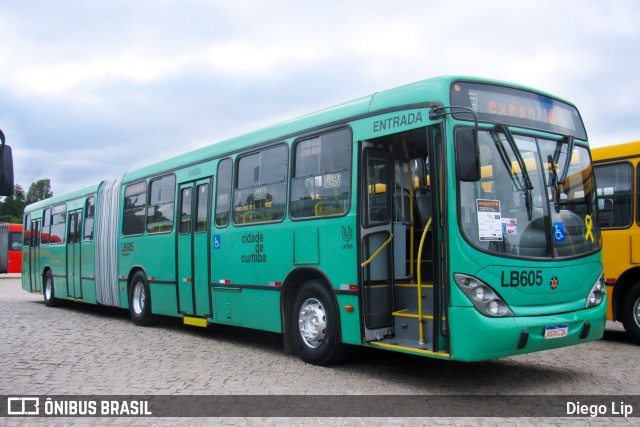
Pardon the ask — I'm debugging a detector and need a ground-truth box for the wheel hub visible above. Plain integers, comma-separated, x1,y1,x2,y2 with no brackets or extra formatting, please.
45,279,52,300
298,298,327,348
132,282,145,315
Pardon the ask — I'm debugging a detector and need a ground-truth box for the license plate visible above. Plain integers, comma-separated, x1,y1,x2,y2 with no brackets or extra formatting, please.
544,324,568,339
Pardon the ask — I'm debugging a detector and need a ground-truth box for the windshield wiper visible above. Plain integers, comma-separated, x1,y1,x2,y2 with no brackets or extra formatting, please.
548,154,561,213
490,132,525,192
558,136,575,184
549,136,575,214
496,124,534,220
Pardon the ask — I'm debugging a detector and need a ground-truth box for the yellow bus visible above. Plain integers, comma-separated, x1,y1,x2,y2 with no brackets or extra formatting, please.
593,141,640,343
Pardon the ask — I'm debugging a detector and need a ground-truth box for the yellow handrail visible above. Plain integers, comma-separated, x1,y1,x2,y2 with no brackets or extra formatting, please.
416,218,432,345
361,233,394,267
401,138,416,278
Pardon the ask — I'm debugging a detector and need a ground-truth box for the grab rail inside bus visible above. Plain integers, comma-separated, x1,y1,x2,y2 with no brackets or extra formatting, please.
417,217,432,345
360,232,393,267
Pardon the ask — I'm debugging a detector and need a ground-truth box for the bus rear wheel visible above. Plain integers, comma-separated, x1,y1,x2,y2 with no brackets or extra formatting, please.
290,281,347,365
129,272,155,326
43,271,58,307
622,283,640,344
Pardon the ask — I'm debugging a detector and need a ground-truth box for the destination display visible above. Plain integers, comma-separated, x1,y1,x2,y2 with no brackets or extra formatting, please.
450,81,587,139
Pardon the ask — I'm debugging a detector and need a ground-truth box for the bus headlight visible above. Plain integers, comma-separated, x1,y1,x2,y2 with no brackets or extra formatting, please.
585,273,605,308
454,273,514,317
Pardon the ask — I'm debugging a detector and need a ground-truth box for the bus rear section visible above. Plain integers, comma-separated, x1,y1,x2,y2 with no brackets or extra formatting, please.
0,223,22,274
593,141,640,344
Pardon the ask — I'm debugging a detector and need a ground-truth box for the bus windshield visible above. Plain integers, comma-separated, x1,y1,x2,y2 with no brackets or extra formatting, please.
458,128,600,259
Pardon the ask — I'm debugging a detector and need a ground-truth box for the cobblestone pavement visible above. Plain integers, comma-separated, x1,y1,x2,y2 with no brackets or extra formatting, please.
0,275,638,426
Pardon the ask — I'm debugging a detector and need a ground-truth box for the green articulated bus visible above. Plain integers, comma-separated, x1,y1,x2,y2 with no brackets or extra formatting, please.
22,76,607,365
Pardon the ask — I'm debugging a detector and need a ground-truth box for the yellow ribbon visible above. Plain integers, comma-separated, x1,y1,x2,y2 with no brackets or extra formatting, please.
584,215,594,243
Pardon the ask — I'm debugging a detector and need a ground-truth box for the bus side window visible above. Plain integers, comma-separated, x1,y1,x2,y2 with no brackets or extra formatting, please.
68,212,76,243
10,231,22,250
215,158,232,227
196,184,209,232
290,129,352,219
23,214,30,247
42,208,51,245
594,162,633,229
123,182,147,236
50,205,67,244
233,144,288,224
146,175,176,234
84,197,95,241
179,187,192,234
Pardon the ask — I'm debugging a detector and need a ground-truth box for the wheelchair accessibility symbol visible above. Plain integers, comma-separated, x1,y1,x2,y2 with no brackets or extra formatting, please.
214,235,221,249
553,222,566,242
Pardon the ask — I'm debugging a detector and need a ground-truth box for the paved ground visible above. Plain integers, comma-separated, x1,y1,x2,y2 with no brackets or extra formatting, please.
0,275,638,426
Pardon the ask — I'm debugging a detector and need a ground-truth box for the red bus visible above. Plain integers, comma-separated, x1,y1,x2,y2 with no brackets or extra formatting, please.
0,223,23,274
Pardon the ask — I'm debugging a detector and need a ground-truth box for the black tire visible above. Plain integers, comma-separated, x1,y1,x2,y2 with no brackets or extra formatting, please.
621,283,640,344
290,280,348,365
43,270,58,307
129,272,155,326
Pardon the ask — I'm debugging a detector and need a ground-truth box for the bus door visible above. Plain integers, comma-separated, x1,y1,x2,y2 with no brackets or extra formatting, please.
67,209,82,298
177,178,212,317
22,217,31,289
360,144,395,340
29,219,42,292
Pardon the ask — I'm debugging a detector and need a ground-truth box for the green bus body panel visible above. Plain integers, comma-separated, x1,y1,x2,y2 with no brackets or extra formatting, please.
293,226,319,264
149,283,179,316
47,245,69,297
448,301,606,361
193,228,209,317
214,287,242,325
212,219,357,287
119,233,178,314
211,214,358,333
336,294,361,344
350,107,436,140
476,262,602,315
213,288,282,332
80,241,97,304
177,229,194,314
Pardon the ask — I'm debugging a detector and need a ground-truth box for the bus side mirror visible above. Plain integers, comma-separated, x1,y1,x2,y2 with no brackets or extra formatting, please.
455,127,480,182
0,129,15,196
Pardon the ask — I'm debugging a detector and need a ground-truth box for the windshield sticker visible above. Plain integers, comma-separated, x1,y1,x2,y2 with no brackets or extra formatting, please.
502,218,518,236
477,199,503,241
553,222,566,242
584,215,594,243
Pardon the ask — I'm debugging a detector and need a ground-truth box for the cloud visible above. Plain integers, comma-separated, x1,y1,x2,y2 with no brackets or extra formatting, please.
0,0,639,195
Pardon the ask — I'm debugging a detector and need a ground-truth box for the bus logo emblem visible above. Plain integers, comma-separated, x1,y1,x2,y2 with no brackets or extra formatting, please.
342,225,353,242
550,276,559,290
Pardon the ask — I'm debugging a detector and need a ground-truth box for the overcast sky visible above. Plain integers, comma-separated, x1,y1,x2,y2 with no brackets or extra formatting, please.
1,1,638,196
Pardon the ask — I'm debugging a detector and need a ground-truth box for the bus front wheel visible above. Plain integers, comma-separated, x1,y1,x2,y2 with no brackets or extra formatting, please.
622,282,640,344
129,272,155,326
43,271,58,307
290,281,347,365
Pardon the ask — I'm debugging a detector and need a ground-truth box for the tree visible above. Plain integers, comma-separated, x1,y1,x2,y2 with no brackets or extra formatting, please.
0,179,54,223
26,179,53,205
0,183,26,223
